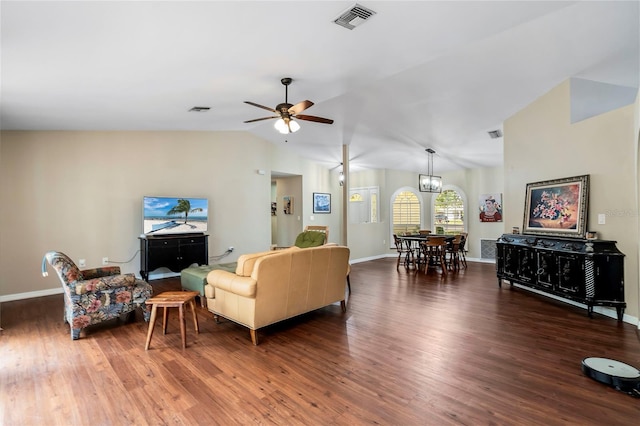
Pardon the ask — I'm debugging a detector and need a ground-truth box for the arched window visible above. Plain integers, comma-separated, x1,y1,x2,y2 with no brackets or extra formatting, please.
391,188,422,236
433,188,465,235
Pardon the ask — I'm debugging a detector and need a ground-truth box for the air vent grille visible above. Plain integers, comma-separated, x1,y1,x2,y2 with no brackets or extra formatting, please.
488,129,503,139
334,4,376,30
480,239,497,259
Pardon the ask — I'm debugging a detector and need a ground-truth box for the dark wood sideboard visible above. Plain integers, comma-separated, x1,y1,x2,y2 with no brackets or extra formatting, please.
139,234,208,281
496,234,625,321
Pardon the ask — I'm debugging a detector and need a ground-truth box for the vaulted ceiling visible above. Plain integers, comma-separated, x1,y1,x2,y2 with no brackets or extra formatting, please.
2,1,638,174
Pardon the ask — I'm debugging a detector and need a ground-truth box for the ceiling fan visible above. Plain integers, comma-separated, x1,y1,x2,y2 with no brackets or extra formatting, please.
244,77,334,134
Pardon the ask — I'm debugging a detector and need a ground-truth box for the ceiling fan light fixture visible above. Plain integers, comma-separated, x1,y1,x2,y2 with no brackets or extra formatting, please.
274,118,288,133
274,118,301,134
245,77,331,133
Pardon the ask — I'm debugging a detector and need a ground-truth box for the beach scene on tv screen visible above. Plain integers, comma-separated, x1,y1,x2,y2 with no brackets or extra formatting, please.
144,197,208,235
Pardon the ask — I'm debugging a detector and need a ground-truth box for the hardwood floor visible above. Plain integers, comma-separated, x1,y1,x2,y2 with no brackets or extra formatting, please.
1,259,639,425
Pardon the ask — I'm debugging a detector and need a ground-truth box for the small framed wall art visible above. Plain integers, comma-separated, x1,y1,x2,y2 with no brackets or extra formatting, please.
283,196,293,215
313,192,331,214
479,193,503,222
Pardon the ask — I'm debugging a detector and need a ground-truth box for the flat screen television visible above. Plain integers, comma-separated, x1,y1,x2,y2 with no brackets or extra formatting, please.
143,196,208,236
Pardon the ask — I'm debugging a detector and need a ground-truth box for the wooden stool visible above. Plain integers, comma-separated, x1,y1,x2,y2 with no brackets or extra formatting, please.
145,291,199,350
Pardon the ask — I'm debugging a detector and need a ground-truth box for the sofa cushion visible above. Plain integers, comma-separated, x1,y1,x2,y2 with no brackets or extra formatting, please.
294,231,326,248
208,270,257,298
235,247,301,276
235,250,280,276
74,273,136,294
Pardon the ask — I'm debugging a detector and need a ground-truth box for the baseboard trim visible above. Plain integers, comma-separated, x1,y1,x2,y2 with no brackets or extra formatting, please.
508,282,639,326
0,287,63,302
351,254,389,264
148,271,181,281
0,271,180,302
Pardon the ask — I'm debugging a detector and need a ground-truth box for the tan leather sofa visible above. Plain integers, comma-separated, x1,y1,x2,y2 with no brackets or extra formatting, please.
205,244,350,344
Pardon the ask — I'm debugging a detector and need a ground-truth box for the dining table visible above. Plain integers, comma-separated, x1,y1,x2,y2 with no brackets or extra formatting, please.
397,234,455,270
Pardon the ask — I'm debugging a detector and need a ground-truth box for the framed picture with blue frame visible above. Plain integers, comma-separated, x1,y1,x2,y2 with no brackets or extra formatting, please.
313,192,331,214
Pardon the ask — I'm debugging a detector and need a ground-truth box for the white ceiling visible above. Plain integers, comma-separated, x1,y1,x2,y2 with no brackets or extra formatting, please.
2,1,638,174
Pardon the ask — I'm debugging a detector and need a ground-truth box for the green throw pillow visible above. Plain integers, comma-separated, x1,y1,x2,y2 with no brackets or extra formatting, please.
294,231,326,248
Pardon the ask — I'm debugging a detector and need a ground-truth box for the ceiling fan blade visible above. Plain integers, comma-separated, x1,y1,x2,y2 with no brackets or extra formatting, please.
244,116,279,123
244,101,277,113
295,114,334,125
288,100,314,115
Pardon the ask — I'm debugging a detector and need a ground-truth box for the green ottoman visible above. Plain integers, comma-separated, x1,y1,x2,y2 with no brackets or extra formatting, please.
181,263,237,307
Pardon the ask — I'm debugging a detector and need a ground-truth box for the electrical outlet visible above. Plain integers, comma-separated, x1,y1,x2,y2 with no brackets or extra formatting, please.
78,259,86,267
102,257,109,265
228,246,234,252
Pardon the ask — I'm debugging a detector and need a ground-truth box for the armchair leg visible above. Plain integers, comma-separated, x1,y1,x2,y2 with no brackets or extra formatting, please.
71,328,81,340
250,329,259,345
347,275,351,294
340,300,346,313
143,306,151,322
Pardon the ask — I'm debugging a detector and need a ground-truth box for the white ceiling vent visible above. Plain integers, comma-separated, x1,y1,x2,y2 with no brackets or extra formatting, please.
333,4,376,30
488,129,503,139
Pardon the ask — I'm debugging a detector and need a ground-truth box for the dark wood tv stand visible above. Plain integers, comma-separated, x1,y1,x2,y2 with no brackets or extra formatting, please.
139,234,208,281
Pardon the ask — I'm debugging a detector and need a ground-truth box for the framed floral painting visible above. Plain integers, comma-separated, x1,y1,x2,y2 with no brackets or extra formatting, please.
523,175,589,238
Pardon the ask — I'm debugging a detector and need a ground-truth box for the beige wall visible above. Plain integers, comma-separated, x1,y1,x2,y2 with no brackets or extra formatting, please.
635,87,640,324
347,168,390,259
4,80,635,324
437,167,505,258
0,131,337,298
346,166,504,260
504,80,639,321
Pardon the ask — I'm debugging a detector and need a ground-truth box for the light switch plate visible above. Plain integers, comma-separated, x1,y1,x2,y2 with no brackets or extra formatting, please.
598,213,606,225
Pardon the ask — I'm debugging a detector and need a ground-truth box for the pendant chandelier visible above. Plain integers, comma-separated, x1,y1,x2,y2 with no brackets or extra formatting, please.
419,148,442,193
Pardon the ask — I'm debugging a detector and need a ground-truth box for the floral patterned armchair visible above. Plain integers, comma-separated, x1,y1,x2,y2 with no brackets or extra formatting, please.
42,251,153,340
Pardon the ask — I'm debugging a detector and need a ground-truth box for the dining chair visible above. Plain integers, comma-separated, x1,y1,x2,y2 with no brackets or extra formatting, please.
458,233,468,268
419,236,448,276
418,230,431,236
445,234,463,270
393,234,414,270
